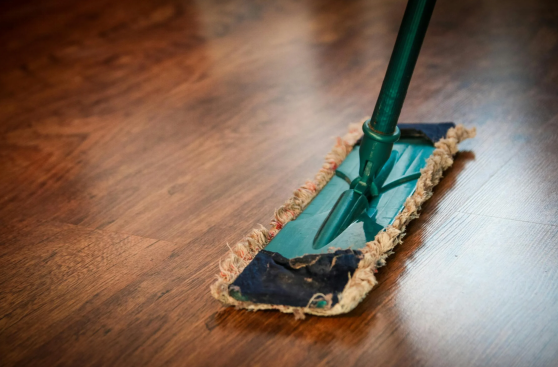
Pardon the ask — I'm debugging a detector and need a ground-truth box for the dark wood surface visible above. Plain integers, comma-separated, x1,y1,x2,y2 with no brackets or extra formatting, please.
1,0,558,366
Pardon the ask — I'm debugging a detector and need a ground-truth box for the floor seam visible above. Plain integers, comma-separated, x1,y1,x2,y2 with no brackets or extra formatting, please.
456,211,558,228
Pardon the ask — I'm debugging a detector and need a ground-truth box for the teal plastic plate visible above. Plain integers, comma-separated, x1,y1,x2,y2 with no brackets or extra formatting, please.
265,138,435,259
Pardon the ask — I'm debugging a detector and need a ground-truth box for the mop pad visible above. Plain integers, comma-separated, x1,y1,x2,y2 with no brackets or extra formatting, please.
211,121,475,318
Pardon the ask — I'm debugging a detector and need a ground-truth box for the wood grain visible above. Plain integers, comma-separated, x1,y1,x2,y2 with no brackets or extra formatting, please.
1,0,558,366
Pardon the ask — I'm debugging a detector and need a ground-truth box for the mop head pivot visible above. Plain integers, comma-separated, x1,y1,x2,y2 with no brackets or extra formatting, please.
211,121,475,318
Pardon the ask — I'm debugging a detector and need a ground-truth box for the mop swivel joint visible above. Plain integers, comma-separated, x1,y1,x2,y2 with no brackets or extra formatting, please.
352,121,401,199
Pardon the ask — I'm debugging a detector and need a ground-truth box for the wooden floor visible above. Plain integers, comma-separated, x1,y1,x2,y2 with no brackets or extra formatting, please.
1,0,558,365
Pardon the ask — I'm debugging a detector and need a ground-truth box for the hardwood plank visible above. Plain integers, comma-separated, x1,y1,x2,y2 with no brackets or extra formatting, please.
0,222,180,364
462,116,558,225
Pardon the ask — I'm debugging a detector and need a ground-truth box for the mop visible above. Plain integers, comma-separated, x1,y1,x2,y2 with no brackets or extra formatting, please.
211,0,475,319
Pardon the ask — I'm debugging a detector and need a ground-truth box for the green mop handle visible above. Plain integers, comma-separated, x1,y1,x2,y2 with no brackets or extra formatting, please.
371,0,437,134
356,0,437,196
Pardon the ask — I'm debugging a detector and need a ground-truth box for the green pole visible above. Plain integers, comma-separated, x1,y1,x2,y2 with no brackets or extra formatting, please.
370,0,437,135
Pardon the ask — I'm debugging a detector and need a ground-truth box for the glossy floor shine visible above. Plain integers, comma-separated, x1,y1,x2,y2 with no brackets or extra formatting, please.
1,0,557,366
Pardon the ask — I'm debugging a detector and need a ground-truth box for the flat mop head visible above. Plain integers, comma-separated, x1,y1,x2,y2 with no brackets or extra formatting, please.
211,121,475,318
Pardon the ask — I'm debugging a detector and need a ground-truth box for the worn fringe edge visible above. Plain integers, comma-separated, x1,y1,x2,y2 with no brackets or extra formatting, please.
210,120,476,319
